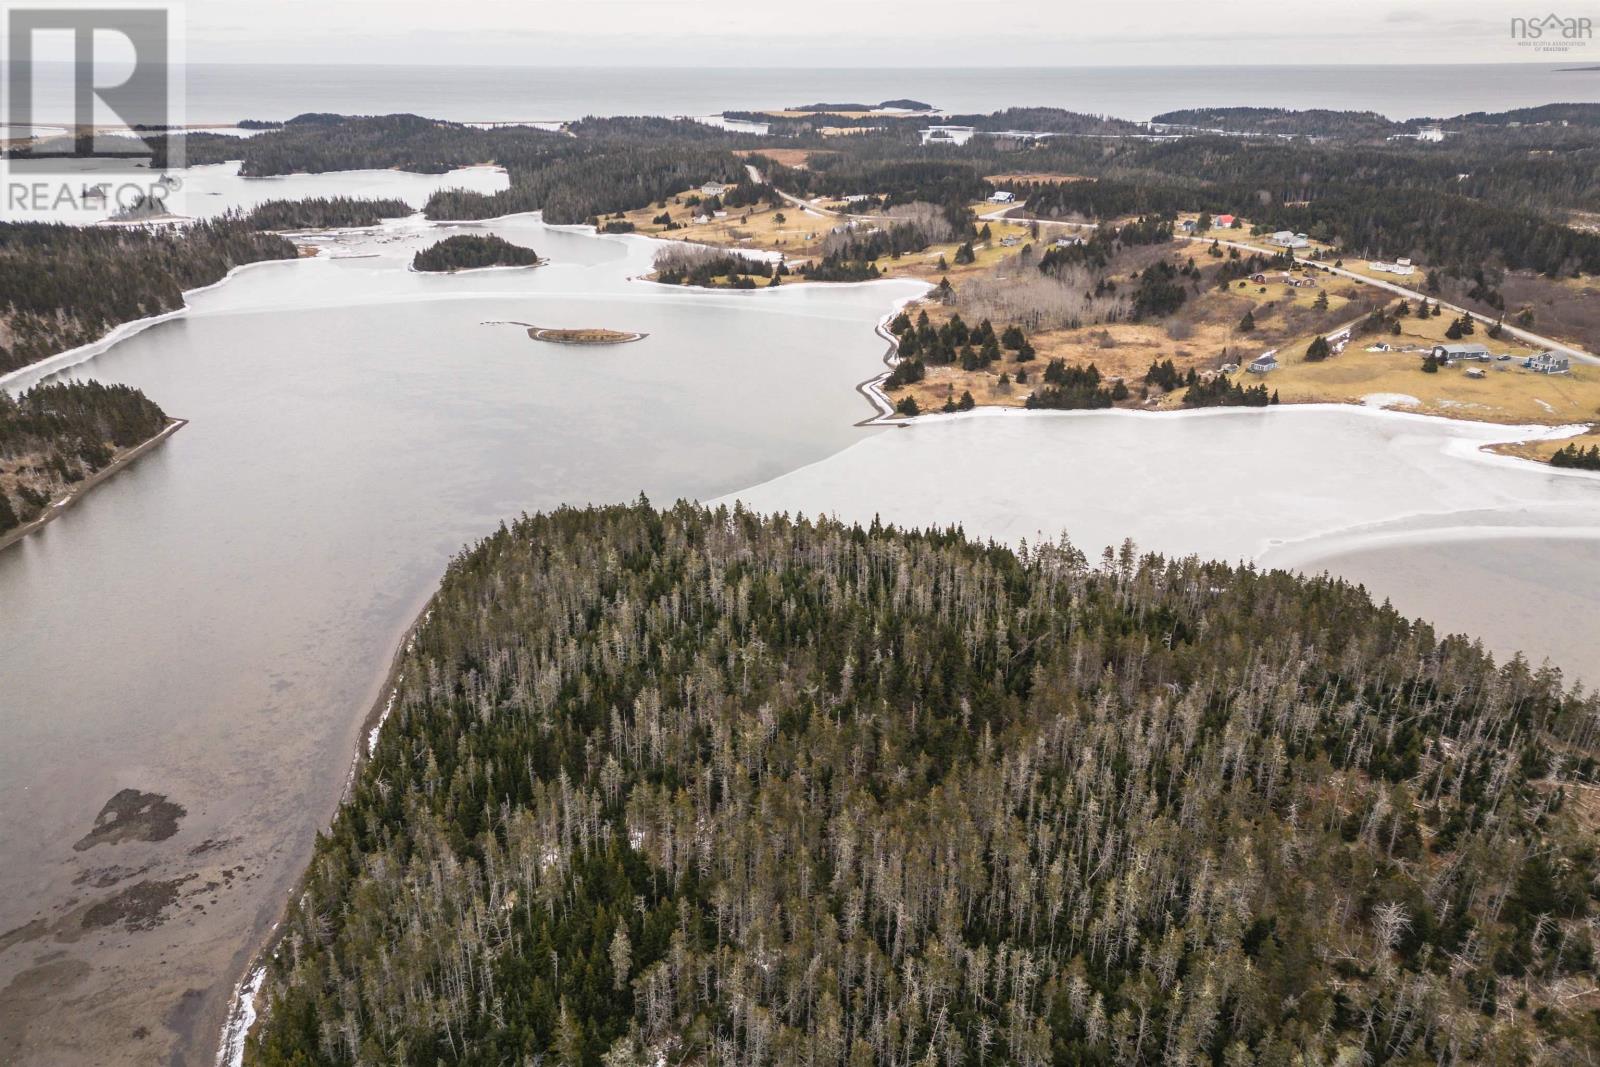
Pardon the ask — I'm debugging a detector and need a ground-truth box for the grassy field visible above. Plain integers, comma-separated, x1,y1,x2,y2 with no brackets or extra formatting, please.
881,226,1600,426
1494,428,1600,463
1263,311,1600,424
612,193,827,262
614,195,1600,428
734,147,826,168
885,241,1385,413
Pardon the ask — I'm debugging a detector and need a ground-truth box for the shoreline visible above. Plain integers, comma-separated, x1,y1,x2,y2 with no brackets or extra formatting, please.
216,591,437,1067
852,396,1596,472
0,417,187,553
854,290,929,427
0,259,300,390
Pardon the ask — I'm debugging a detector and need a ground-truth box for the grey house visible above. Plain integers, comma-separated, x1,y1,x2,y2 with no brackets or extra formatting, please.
1525,351,1572,374
1248,351,1279,373
1430,343,1490,363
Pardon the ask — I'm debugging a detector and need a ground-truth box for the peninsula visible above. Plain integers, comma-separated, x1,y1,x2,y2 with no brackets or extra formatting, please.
0,381,179,548
243,502,1600,1066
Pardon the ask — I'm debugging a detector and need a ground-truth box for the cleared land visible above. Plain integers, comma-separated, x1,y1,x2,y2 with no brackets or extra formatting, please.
1264,308,1600,424
616,191,1600,428
733,147,826,168
889,244,1379,414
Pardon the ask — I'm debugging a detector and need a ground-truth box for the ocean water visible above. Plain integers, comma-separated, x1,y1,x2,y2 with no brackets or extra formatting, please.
14,63,1600,125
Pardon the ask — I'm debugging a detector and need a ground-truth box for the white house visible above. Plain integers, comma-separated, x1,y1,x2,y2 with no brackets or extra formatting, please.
987,190,1016,204
1248,351,1279,374
699,182,729,197
1369,260,1415,276
1525,351,1571,374
1269,230,1310,249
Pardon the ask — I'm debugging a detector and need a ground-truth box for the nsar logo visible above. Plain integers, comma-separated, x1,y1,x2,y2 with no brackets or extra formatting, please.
1510,12,1593,51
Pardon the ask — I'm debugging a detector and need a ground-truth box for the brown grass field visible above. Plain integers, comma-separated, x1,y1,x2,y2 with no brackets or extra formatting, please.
610,193,1600,429
733,147,826,168
1493,428,1600,462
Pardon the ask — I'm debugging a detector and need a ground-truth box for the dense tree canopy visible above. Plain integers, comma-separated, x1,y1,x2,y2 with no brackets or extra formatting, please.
0,220,296,374
0,381,168,533
412,234,541,272
241,196,414,230
245,503,1600,1066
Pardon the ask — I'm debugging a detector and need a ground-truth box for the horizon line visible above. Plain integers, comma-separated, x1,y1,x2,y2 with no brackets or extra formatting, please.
30,59,1594,71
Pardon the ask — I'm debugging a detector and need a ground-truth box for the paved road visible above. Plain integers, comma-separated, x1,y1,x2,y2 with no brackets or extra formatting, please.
747,164,840,219
1174,234,1599,367
753,181,1598,367
986,206,1598,366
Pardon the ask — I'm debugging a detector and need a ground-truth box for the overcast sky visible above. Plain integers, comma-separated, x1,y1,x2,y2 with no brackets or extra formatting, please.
170,0,1584,66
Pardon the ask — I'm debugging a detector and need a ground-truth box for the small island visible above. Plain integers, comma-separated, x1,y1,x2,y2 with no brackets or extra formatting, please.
412,233,542,272
0,381,180,548
526,325,645,345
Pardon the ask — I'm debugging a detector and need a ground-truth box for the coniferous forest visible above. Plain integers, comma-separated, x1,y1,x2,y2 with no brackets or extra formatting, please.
0,220,297,374
0,381,169,534
412,234,542,272
247,502,1600,1067
241,196,415,231
1549,443,1600,471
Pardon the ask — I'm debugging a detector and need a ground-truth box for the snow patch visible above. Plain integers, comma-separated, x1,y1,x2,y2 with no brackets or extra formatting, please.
1361,393,1420,410
216,962,267,1067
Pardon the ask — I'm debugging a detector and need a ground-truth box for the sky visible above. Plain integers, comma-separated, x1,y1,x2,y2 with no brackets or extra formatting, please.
160,0,1592,66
